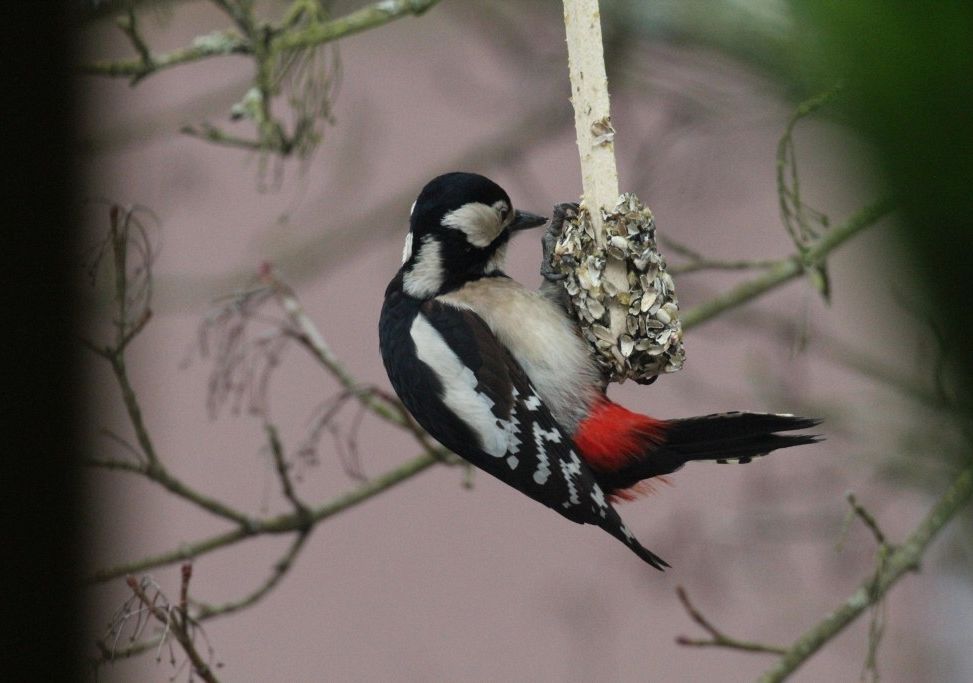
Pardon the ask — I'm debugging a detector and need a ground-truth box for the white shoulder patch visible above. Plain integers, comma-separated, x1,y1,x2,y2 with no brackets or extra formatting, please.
401,232,414,263
409,314,510,458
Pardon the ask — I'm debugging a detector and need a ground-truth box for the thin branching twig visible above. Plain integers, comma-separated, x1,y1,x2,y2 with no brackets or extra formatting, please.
82,0,440,160
757,464,973,683
675,586,788,655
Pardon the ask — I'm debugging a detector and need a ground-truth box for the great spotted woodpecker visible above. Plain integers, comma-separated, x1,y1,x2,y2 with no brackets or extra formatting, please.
379,172,819,569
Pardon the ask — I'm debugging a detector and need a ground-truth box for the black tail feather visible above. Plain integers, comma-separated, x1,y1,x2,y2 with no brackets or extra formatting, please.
603,522,670,571
595,412,821,493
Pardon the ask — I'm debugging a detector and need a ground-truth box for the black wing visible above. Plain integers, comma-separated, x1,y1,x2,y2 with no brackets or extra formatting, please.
382,292,667,570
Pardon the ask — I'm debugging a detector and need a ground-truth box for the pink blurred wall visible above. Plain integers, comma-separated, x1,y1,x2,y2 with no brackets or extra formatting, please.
80,3,971,681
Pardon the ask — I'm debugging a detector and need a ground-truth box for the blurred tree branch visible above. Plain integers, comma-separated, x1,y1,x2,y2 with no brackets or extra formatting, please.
758,464,973,682
673,466,973,681
86,115,899,676
82,0,441,157
675,586,788,655
124,567,221,683
83,0,440,79
84,203,450,675
681,197,893,330
81,5,970,676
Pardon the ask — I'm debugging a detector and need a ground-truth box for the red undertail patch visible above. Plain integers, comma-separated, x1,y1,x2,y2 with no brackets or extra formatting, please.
609,476,672,503
573,398,665,472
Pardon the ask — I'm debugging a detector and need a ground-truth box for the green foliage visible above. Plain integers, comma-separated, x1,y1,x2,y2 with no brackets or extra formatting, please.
793,1,973,401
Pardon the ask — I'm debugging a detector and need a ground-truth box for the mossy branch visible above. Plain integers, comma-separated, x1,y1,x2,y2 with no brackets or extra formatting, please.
758,463,973,682
681,197,894,331
82,0,440,80
81,0,442,157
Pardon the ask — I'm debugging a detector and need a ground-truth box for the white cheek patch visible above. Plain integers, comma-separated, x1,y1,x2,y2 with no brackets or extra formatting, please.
410,314,509,458
401,232,414,263
402,237,443,298
441,201,503,248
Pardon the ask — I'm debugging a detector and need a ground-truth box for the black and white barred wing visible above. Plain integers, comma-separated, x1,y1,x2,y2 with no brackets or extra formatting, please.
407,299,668,569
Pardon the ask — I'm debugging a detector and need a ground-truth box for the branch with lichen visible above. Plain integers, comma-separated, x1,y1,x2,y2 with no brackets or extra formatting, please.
673,465,973,682
755,465,973,682
83,0,440,79
81,0,441,159
681,197,894,331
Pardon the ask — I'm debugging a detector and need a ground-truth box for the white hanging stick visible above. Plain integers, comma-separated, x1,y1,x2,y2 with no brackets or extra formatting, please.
563,0,630,343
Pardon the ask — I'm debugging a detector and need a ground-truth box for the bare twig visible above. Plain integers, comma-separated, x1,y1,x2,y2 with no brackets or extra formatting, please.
265,423,310,518
660,232,780,275
117,9,153,83
180,122,265,152
775,85,843,302
777,86,842,249
681,197,894,331
125,570,222,683
675,586,788,656
85,456,251,525
85,205,253,526
845,492,889,548
82,0,441,158
269,276,408,428
757,463,973,683
193,530,311,620
669,256,780,276
95,530,312,663
88,447,447,583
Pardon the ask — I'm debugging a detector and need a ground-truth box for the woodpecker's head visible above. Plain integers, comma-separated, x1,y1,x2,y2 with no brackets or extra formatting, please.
400,172,547,298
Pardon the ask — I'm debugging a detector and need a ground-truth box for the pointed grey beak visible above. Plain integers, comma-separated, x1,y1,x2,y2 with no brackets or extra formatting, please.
509,210,548,232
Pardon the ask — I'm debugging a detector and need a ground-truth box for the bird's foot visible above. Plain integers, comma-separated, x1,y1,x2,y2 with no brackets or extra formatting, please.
540,203,579,283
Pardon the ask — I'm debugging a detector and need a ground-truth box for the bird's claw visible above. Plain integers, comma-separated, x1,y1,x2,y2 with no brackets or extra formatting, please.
540,203,580,283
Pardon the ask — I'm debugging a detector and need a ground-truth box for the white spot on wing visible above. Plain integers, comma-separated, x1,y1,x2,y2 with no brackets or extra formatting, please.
559,451,583,507
496,387,522,455
409,314,509,457
590,485,608,517
619,523,634,542
530,421,562,485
